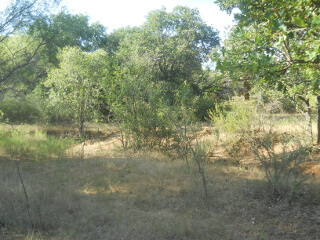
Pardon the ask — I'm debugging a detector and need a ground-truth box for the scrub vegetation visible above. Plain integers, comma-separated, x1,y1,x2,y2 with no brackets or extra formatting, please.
1,0,320,239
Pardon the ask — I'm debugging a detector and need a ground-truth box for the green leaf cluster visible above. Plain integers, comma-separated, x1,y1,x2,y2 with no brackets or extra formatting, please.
214,0,320,100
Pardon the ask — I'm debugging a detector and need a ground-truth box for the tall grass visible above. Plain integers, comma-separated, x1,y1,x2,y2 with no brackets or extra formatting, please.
0,129,75,161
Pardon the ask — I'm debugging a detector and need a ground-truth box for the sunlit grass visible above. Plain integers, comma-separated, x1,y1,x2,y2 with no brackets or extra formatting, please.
0,128,75,161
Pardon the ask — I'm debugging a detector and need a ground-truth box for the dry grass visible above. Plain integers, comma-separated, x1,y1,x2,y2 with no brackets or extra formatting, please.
1,118,320,239
1,155,320,239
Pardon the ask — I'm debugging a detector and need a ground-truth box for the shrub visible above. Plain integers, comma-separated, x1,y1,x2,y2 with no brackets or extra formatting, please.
190,141,209,196
194,96,216,121
255,90,297,114
208,98,259,135
250,133,309,200
0,97,44,124
208,99,260,159
106,76,174,150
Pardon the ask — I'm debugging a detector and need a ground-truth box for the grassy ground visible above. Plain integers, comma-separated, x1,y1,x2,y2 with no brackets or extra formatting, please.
1,117,320,240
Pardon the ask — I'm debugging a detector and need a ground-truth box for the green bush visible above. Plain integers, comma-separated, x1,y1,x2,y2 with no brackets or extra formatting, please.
208,99,260,159
42,104,75,125
194,96,216,121
208,99,259,135
106,76,174,150
0,97,44,124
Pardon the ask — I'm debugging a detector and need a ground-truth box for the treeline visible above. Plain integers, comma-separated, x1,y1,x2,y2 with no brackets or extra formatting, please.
1,0,319,146
0,1,226,149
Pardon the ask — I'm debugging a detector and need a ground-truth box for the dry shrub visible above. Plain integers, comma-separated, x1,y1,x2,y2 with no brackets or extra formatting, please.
250,133,310,200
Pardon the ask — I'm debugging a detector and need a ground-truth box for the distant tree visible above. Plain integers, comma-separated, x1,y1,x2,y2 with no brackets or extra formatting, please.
28,11,107,66
117,6,220,100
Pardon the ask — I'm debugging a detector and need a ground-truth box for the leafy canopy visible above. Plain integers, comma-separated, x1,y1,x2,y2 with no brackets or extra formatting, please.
28,11,107,65
214,0,320,96
117,6,220,93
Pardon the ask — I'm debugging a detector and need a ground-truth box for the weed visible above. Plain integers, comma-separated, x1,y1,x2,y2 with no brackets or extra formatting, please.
190,141,210,196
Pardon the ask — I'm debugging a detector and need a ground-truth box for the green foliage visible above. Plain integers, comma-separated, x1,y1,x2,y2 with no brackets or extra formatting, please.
105,74,173,150
209,99,260,159
168,85,199,154
0,0,60,88
209,99,258,134
163,88,208,195
0,97,44,124
194,95,216,121
0,35,50,95
213,0,320,144
218,0,319,90
104,63,202,151
45,47,109,134
28,11,107,65
116,6,220,100
255,90,297,114
0,130,74,161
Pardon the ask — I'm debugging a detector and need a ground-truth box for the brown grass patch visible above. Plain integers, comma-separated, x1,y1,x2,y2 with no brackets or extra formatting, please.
1,152,320,239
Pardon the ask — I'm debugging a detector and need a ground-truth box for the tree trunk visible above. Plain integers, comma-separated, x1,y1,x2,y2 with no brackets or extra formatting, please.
79,118,85,138
244,80,251,100
298,96,313,146
305,106,313,146
317,96,320,145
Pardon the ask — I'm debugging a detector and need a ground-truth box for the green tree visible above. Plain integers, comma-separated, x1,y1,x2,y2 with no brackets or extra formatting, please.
28,11,107,66
0,0,60,86
45,47,108,136
104,71,174,150
117,6,220,100
214,0,320,144
104,26,140,54
0,35,49,97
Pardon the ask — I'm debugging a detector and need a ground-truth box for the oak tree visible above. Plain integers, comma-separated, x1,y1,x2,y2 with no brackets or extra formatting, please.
214,0,320,144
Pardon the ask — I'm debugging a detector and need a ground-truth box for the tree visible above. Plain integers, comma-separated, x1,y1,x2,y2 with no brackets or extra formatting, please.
117,6,220,100
45,47,109,136
0,0,60,86
214,0,320,144
0,34,50,97
104,26,140,54
101,6,220,148
104,71,174,150
28,11,107,66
